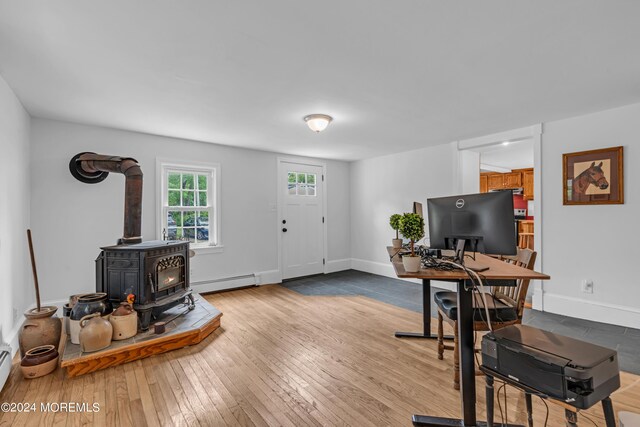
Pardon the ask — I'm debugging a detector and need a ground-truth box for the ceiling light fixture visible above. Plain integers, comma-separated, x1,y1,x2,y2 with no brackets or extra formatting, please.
304,114,333,133
502,141,510,146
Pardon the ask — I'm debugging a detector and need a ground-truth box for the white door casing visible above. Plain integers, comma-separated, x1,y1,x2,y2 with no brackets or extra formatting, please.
278,159,326,280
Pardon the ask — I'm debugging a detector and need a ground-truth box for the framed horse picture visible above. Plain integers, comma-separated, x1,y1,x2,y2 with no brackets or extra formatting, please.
563,146,624,205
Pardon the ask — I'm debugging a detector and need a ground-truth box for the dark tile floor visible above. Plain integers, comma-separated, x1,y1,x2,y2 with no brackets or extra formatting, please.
282,270,640,374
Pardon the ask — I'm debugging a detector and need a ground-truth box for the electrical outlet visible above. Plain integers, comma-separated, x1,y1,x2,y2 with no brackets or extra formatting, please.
582,279,594,294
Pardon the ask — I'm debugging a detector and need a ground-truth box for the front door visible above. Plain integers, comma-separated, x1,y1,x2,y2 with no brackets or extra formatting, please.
280,161,324,280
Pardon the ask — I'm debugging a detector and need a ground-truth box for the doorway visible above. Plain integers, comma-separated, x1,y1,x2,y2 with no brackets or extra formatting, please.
277,159,326,280
457,124,544,309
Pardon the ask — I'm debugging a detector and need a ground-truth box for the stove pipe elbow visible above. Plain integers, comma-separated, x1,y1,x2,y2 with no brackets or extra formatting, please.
69,152,143,244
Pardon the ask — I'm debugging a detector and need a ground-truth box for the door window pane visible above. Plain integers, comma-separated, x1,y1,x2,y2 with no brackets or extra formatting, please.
286,171,318,196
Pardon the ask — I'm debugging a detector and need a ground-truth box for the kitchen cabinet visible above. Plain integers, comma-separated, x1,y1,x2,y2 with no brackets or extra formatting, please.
487,173,505,191
480,169,534,194
522,168,534,200
480,174,488,193
504,172,522,189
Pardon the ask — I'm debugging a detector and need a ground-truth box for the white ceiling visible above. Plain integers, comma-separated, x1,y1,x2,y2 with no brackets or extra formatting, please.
472,140,534,171
2,1,640,161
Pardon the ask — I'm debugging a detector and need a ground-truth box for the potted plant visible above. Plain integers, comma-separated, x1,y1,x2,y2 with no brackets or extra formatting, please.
389,214,403,248
399,212,425,272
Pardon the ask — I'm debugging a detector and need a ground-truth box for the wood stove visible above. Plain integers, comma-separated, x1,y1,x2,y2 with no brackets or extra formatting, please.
96,240,194,330
69,152,195,331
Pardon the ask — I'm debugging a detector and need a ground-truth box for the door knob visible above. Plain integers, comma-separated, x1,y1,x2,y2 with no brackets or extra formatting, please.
282,228,287,232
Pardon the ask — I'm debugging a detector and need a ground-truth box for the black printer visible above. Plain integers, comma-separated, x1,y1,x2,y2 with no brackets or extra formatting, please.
481,324,620,409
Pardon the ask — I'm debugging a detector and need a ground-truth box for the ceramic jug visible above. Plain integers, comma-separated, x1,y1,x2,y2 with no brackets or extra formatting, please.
69,293,112,345
110,302,138,341
78,313,113,353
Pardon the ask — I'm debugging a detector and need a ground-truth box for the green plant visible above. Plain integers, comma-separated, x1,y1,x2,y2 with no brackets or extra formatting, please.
399,213,425,256
389,214,402,239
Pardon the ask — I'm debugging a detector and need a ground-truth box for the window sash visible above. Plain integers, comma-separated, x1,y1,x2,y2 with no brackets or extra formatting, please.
160,164,218,247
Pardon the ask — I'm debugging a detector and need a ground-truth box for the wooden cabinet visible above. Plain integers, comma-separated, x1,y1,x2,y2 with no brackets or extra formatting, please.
480,169,534,196
480,174,488,193
504,172,522,189
522,169,534,200
487,173,505,191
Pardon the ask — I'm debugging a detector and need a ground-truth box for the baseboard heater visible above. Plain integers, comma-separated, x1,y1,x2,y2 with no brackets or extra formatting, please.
190,273,257,293
0,343,11,392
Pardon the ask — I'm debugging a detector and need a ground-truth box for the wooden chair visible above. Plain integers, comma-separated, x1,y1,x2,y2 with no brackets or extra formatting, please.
435,248,537,390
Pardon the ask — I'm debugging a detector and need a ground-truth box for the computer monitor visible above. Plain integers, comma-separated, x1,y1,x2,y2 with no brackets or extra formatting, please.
427,191,517,266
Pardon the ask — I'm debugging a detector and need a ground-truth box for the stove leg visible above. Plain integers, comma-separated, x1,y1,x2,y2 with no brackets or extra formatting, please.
139,309,153,331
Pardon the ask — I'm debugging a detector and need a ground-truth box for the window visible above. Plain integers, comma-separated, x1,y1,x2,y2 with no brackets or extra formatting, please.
158,160,220,250
287,171,317,196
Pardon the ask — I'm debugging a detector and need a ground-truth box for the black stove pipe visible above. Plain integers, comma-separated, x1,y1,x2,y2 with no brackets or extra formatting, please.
69,152,143,244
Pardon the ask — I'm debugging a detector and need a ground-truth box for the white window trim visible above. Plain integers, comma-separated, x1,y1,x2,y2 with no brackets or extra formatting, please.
156,158,222,253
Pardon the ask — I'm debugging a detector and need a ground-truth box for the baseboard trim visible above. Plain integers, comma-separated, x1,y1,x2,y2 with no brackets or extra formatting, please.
350,258,456,291
543,292,640,329
325,258,351,274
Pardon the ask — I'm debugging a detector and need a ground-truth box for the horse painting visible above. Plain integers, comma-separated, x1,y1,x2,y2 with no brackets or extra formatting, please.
573,161,609,196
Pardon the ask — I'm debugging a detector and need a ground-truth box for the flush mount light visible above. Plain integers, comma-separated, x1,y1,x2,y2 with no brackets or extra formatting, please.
502,141,510,146
304,114,333,133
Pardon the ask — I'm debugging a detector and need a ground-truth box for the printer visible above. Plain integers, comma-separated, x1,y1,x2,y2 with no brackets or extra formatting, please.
481,324,620,409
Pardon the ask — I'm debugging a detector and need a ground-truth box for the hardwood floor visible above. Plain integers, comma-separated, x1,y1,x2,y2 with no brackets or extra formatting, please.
2,284,639,426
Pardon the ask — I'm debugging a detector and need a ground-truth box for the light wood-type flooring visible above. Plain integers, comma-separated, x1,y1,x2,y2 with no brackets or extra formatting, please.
1,284,639,426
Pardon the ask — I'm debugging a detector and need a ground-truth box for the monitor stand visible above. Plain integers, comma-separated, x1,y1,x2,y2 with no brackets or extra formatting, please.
455,239,489,272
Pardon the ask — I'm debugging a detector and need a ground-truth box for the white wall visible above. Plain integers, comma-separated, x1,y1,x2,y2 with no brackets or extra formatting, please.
0,75,32,354
350,142,458,289
541,103,639,328
30,119,350,301
459,150,480,194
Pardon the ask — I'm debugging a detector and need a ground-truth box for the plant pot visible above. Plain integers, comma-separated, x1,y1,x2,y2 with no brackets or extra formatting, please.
70,293,112,344
79,313,113,353
391,238,403,249
18,306,62,357
20,344,59,379
110,303,138,341
402,255,422,272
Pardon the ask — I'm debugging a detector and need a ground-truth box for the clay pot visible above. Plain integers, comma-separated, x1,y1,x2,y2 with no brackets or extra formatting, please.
79,313,113,353
70,293,112,345
18,306,62,357
20,344,59,379
110,303,138,341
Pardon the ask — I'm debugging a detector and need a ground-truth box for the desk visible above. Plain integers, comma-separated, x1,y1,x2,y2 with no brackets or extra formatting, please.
387,249,550,427
387,247,454,340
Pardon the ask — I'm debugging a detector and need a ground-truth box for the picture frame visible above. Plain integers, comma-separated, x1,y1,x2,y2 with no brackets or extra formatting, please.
563,146,624,205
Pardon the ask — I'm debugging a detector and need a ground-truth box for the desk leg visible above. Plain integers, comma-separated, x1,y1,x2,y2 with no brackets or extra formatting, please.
486,375,494,427
412,281,527,427
525,393,533,427
601,397,615,427
395,279,454,340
